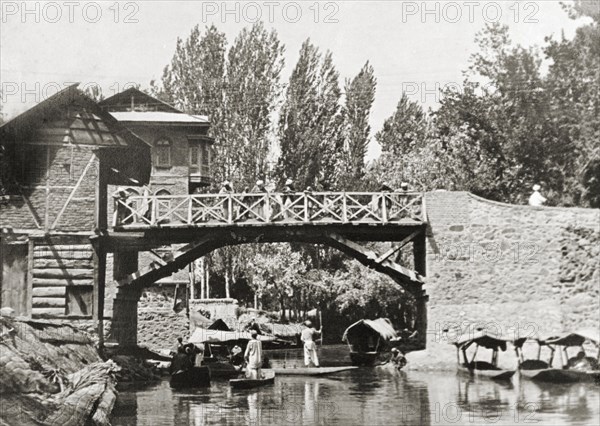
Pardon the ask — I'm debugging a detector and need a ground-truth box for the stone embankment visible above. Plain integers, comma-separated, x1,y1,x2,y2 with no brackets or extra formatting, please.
0,313,120,426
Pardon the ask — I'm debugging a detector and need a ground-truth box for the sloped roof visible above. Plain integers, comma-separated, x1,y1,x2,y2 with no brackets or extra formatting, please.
109,111,209,124
454,330,510,351
0,83,150,148
342,318,398,343
99,87,181,113
545,329,600,347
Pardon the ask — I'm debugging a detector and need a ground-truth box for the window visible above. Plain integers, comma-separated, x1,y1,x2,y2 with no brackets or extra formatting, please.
155,139,171,167
189,145,199,167
200,144,211,176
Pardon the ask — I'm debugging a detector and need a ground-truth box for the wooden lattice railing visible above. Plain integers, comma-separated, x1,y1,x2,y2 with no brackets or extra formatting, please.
112,191,425,228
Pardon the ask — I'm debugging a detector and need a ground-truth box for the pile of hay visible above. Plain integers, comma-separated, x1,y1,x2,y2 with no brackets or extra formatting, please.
0,315,119,425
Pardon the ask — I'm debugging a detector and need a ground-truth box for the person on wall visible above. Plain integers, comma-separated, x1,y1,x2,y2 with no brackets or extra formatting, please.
301,320,322,368
528,184,547,206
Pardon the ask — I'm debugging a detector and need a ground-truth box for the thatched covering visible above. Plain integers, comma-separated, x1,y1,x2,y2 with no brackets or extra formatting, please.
0,315,119,425
342,318,398,344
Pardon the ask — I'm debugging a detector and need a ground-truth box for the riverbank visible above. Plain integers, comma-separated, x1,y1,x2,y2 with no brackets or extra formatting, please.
0,313,157,425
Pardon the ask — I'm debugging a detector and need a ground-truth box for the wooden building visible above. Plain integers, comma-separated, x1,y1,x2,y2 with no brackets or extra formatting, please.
0,84,215,320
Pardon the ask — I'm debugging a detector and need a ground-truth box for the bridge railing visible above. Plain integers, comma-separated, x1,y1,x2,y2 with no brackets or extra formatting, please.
112,191,425,228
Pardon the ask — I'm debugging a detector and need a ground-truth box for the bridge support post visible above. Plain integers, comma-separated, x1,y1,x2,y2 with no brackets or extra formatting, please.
111,251,141,348
414,288,429,348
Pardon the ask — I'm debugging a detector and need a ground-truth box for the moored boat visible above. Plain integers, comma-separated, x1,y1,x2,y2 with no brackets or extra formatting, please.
170,366,211,388
342,318,398,366
515,329,600,384
453,331,515,381
230,370,275,389
188,327,277,378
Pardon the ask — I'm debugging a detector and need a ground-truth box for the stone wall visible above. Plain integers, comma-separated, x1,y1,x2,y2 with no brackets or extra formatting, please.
408,191,599,369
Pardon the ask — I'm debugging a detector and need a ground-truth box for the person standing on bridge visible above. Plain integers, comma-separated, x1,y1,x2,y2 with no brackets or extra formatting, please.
219,180,234,221
251,180,268,220
282,178,296,219
301,320,322,367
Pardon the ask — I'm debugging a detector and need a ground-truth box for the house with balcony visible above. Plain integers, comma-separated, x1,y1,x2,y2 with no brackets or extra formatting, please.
0,84,215,327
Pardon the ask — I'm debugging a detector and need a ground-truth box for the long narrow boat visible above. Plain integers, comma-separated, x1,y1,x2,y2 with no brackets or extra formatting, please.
453,331,515,381
230,371,275,389
267,366,358,376
170,366,211,388
515,330,600,383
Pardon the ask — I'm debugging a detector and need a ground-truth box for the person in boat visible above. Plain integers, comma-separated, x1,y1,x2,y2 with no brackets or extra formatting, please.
170,346,193,374
230,345,244,370
245,318,262,335
171,337,184,356
194,343,205,367
245,330,263,379
301,320,322,368
571,351,593,371
390,348,407,370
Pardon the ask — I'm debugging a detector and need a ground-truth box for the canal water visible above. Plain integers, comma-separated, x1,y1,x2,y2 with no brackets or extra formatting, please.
111,345,600,426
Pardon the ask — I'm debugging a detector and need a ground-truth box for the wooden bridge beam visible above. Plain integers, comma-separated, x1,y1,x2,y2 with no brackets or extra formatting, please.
117,236,225,288
322,233,424,292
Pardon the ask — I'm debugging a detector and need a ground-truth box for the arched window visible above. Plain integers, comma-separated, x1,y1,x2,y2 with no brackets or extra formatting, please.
155,139,172,167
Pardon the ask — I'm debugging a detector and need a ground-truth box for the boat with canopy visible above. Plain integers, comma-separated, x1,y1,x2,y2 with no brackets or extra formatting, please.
453,331,515,381
514,329,600,383
188,327,277,378
342,318,398,366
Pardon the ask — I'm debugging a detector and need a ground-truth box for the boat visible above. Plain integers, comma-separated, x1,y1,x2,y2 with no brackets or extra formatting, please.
170,366,211,388
453,331,515,381
515,329,600,383
187,327,277,378
342,318,398,366
230,370,275,389
267,366,358,376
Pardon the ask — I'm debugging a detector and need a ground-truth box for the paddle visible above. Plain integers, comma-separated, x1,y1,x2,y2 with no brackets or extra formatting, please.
319,310,323,345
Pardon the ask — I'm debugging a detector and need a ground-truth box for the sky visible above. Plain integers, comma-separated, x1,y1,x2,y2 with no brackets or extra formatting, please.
0,1,591,159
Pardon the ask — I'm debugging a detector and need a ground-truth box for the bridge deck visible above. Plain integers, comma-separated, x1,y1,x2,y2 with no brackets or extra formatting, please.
113,191,425,230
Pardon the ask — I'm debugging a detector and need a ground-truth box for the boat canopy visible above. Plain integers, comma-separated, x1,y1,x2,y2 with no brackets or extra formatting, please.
545,329,600,347
454,331,510,351
188,328,277,345
342,318,398,344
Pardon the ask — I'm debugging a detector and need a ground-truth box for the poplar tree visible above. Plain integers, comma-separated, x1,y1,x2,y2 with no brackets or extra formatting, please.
338,62,377,188
224,22,285,187
278,39,343,190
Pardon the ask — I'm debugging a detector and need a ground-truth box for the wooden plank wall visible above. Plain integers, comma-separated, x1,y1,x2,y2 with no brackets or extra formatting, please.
32,242,94,317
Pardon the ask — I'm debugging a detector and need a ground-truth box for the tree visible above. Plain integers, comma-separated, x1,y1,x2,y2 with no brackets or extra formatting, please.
375,92,427,158
158,24,226,118
338,61,377,188
248,243,307,321
277,40,343,190
222,22,285,188
543,5,600,206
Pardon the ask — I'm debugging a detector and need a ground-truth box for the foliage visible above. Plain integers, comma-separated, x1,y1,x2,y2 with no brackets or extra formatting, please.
247,243,307,320
223,22,285,188
330,260,414,328
337,62,377,188
277,40,343,190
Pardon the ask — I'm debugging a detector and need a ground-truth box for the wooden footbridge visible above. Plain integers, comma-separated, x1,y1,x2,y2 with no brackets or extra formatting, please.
93,191,429,349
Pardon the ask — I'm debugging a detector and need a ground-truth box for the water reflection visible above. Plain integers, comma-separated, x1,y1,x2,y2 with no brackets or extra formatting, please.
112,346,600,426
